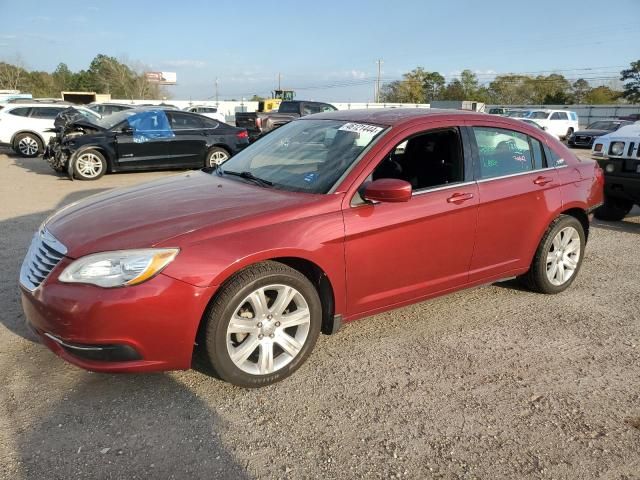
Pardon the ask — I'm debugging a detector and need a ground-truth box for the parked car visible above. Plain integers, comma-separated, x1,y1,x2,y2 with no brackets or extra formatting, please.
617,113,640,122
183,105,225,123
567,120,633,148
487,107,511,116
521,109,579,139
235,100,337,141
0,103,91,157
591,122,640,220
88,103,134,116
43,107,249,180
20,109,604,387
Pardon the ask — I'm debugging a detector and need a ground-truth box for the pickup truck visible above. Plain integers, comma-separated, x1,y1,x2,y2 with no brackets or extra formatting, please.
235,100,337,141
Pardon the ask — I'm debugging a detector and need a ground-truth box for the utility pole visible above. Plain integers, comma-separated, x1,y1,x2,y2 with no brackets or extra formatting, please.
375,59,383,103
215,77,219,104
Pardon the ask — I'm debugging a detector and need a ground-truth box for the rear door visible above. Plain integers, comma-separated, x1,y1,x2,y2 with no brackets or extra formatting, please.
114,110,175,169
465,122,561,282
166,111,208,167
549,111,569,137
29,107,65,140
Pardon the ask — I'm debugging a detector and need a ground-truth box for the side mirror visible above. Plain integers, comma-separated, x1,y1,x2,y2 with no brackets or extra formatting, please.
363,178,412,203
121,126,134,134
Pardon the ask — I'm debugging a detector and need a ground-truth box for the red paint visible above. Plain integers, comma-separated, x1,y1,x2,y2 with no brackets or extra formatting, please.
21,109,603,373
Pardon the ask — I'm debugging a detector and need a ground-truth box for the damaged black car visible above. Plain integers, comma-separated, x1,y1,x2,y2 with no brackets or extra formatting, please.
44,107,249,180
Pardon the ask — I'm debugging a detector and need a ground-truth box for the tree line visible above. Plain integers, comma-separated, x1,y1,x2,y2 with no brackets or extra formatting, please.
380,60,640,105
0,54,167,100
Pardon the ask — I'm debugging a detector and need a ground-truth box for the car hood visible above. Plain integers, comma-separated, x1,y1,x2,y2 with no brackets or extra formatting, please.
598,124,640,141
45,171,322,258
54,107,104,131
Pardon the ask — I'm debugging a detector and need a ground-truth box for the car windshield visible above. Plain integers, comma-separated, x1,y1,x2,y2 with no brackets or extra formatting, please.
218,119,386,193
527,111,548,119
506,110,528,118
587,121,618,130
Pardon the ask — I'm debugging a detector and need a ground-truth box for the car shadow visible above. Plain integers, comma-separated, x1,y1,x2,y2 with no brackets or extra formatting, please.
1,363,249,479
592,206,640,236
0,191,110,342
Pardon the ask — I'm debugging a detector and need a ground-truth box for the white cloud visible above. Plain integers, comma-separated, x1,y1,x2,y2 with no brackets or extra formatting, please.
160,59,207,69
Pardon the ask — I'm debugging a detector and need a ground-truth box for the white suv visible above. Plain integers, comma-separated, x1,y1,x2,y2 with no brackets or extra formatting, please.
0,103,70,157
183,105,226,123
523,109,579,140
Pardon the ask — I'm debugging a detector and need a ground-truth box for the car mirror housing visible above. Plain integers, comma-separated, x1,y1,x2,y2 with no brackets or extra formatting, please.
363,178,412,203
121,126,134,134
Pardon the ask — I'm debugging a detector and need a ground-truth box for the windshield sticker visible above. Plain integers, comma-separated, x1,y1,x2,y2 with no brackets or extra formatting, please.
303,172,318,183
338,123,383,136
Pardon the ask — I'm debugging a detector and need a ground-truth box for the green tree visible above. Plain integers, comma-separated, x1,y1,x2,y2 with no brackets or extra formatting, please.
52,63,74,93
585,86,620,104
571,78,590,104
620,60,640,104
250,94,265,101
422,71,445,101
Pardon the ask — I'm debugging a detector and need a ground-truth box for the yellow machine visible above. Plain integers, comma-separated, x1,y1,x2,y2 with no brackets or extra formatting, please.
258,89,295,112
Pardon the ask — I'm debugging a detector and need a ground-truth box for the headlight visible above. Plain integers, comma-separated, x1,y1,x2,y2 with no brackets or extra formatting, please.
605,163,615,173
59,248,179,288
610,142,625,156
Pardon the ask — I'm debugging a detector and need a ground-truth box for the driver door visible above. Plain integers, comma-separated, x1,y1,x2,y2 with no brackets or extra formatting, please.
342,121,479,316
114,110,175,169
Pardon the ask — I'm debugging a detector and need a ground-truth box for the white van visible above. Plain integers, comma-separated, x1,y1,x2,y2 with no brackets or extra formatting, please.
524,109,579,139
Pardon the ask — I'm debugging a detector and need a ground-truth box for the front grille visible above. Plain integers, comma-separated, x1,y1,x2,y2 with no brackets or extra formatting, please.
20,229,67,291
575,135,591,144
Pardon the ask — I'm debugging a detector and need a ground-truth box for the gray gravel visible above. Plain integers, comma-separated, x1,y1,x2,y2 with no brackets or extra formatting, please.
0,148,639,479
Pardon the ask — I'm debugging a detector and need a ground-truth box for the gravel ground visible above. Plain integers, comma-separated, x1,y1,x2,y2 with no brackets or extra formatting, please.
0,148,639,480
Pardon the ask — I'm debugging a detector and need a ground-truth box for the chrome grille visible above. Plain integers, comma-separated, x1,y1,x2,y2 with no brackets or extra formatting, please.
19,229,67,291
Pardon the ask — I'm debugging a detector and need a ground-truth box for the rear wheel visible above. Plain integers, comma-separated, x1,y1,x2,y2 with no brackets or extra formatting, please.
594,196,633,221
520,215,585,294
13,133,42,157
206,147,230,167
565,128,574,140
203,261,321,387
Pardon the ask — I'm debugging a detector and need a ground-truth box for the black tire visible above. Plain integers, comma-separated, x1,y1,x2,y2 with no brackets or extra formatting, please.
72,149,107,181
520,215,585,294
205,146,230,167
13,133,43,157
203,261,322,388
565,128,574,140
594,196,633,221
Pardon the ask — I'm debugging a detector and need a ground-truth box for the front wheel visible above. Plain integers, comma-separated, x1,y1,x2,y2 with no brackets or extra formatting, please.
203,261,322,387
594,196,633,221
14,133,42,157
520,215,585,294
73,149,107,180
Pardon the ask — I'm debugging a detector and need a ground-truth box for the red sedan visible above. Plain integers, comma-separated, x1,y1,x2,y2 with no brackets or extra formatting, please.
20,109,604,387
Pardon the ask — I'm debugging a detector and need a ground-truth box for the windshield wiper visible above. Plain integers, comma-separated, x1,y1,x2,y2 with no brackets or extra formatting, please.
220,169,273,187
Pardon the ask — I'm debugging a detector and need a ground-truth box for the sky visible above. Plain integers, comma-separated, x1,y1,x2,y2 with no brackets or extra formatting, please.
1,0,639,102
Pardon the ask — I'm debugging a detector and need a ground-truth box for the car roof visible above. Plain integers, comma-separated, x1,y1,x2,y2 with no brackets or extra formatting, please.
307,108,497,127
1,103,71,109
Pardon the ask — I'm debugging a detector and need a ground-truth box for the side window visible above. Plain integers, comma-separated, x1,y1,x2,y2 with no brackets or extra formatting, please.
530,137,546,170
371,128,464,191
569,112,577,121
126,110,174,142
550,112,568,120
31,107,63,119
472,127,532,179
302,104,322,115
8,107,31,117
169,112,204,130
321,104,337,112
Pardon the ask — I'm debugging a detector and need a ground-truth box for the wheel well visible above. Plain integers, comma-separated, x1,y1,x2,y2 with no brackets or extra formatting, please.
11,130,45,147
272,257,336,335
561,208,589,242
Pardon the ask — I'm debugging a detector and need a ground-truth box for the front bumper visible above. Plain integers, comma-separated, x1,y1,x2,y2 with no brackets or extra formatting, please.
20,260,217,373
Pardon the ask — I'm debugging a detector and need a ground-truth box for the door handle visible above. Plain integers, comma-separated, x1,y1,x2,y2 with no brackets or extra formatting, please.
446,192,474,204
533,176,553,186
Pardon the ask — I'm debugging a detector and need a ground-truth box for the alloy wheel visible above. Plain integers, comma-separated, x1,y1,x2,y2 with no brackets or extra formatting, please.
76,153,104,178
226,284,311,375
208,150,229,166
546,226,581,286
18,136,39,156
